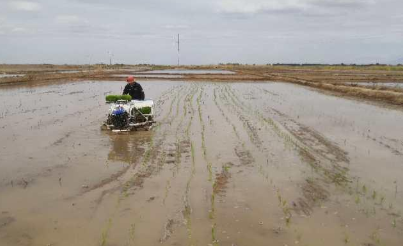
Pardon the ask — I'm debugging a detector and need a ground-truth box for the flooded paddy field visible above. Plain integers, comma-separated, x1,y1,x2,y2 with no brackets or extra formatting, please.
112,74,185,79
0,74,25,78
138,69,236,74
0,79,402,246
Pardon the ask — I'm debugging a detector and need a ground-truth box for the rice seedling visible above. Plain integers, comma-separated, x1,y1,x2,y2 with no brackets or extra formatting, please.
183,141,196,245
129,223,136,244
394,180,398,198
285,216,291,227
277,190,282,204
211,223,219,246
343,232,350,244
136,106,152,115
362,185,367,194
100,218,113,246
370,229,381,244
355,195,361,204
209,192,216,220
105,94,132,102
296,231,303,242
379,195,385,205
163,180,171,205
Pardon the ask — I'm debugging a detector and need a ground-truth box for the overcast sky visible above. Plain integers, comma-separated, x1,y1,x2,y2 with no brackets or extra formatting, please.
1,0,402,65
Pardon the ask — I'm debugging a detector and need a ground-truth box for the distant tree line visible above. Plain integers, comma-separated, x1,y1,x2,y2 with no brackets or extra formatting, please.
270,63,402,66
218,62,402,66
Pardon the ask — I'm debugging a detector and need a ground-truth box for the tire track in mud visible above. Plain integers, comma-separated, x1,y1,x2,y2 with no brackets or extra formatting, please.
224,84,339,203
197,86,214,181
226,85,351,215
219,85,352,245
95,85,189,246
227,85,331,167
101,84,200,246
212,85,309,245
101,84,207,246
161,86,194,204
159,83,231,246
122,85,186,186
225,84,403,244
157,85,198,244
251,84,350,164
195,85,220,245
245,86,383,191
199,84,278,245
215,85,343,244
216,85,289,204
153,85,195,244
248,85,403,232
157,84,222,245
180,84,198,245
77,85,184,202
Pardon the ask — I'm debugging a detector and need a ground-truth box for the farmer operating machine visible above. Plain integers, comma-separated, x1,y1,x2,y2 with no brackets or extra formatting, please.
102,95,155,132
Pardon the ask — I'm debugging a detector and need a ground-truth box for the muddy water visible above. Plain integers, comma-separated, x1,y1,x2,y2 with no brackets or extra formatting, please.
0,80,402,246
112,74,185,78
0,74,24,78
139,69,236,74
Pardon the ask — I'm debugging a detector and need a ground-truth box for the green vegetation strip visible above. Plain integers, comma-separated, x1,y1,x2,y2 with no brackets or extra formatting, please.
138,106,151,114
106,94,132,102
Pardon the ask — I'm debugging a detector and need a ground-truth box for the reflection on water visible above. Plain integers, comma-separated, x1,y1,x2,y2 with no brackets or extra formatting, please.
107,131,153,163
112,74,184,78
44,70,83,74
138,69,236,74
0,74,25,78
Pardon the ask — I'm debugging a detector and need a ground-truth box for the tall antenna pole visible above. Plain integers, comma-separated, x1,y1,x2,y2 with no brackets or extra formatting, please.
177,34,180,66
107,51,113,66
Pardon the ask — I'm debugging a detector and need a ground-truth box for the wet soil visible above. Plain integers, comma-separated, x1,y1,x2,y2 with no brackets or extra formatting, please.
0,79,402,246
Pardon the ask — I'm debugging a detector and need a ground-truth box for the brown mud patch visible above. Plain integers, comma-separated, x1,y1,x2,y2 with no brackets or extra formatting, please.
213,164,233,195
293,178,330,215
234,146,254,166
0,216,15,229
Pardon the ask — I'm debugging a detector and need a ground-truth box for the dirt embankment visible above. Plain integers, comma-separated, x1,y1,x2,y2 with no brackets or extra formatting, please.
2,64,403,106
0,64,152,86
225,65,403,105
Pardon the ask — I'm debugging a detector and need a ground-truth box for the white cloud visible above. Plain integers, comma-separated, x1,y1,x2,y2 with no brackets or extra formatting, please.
10,26,34,35
56,15,84,24
164,24,189,29
0,0,400,64
12,27,27,32
215,0,375,14
9,1,42,11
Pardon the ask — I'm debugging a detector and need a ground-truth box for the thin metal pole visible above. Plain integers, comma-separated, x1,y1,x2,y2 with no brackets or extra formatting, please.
177,34,180,66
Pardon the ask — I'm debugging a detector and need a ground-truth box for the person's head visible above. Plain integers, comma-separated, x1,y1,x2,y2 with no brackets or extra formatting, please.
126,76,136,83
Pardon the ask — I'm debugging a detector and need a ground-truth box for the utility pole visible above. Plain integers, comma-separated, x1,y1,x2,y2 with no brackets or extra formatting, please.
107,51,113,66
177,34,180,66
